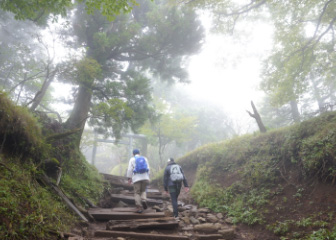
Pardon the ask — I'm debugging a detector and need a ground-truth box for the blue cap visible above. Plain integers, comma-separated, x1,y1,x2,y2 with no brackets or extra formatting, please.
133,149,140,155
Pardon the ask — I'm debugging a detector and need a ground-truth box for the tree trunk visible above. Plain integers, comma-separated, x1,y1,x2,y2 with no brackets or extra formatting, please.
311,78,326,113
64,84,93,146
30,67,57,111
289,100,300,123
246,101,267,133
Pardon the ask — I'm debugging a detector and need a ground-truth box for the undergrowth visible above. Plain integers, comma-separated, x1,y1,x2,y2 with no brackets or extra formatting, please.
0,157,76,240
178,111,336,239
0,92,105,239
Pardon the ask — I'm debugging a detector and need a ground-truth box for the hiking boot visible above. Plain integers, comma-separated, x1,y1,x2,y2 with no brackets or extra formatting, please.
174,216,180,222
141,200,148,210
135,207,143,213
135,209,143,213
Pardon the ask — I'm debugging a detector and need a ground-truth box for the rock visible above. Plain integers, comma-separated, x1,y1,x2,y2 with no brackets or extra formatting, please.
190,216,200,225
181,226,194,231
183,232,193,237
225,217,234,224
178,206,188,212
177,201,184,207
183,204,195,210
206,214,218,223
218,228,236,240
167,206,173,213
181,217,191,225
198,208,210,213
117,238,127,240
182,210,191,217
194,223,221,233
152,205,163,212
197,217,207,223
115,200,128,208
216,213,224,219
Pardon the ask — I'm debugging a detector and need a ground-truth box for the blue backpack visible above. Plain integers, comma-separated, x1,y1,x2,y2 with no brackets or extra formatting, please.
133,156,149,174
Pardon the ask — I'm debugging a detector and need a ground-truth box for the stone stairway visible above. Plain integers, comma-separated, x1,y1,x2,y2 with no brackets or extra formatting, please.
68,174,238,240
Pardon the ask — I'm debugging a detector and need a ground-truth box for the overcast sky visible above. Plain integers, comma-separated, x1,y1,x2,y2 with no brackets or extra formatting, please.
178,14,274,131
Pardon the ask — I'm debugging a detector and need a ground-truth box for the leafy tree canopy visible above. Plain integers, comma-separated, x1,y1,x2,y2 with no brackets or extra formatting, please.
0,0,137,22
183,0,336,120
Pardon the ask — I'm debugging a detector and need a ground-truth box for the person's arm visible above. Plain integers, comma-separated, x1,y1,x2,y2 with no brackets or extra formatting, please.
126,158,134,183
180,167,189,192
163,166,169,193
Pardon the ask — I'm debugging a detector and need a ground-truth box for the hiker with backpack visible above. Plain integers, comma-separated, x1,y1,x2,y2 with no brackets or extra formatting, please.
163,158,189,220
126,149,150,213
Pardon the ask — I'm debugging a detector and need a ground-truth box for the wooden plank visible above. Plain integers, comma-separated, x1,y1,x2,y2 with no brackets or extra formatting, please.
124,192,163,199
108,217,175,223
194,234,223,240
110,207,156,213
106,221,179,231
89,209,165,221
110,194,163,205
94,230,189,240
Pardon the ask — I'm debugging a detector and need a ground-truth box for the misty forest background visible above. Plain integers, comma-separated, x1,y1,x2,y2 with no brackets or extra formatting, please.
1,0,336,176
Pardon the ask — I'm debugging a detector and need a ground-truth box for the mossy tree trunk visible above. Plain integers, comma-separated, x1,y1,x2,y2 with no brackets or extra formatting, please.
64,84,93,147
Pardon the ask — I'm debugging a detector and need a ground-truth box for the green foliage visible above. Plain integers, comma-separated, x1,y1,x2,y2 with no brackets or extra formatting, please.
0,159,76,240
110,163,128,176
171,111,336,238
267,220,293,236
73,57,102,86
304,227,336,240
83,0,138,21
58,144,104,205
0,0,137,22
0,0,70,21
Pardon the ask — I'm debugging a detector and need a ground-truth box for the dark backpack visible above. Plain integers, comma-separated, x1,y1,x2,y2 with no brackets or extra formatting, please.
133,156,149,174
170,164,183,182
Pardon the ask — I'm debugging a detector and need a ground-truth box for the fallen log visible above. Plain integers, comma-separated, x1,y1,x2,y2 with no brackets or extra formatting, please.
38,173,88,222
108,217,175,223
94,230,189,239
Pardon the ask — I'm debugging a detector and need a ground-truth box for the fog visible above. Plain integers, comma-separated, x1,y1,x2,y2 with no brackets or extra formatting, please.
2,0,335,174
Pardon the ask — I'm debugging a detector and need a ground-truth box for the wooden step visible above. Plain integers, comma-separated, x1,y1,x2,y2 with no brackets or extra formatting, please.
88,208,165,221
110,207,156,213
123,191,163,199
108,217,175,223
106,221,179,231
94,230,189,239
110,193,163,205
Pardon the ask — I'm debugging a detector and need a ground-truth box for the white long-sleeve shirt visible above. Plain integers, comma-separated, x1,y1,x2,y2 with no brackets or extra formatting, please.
126,154,150,183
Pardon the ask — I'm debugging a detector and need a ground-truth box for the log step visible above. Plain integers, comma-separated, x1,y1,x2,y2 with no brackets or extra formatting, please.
89,208,165,221
106,221,179,231
110,193,163,205
110,207,156,213
94,230,189,239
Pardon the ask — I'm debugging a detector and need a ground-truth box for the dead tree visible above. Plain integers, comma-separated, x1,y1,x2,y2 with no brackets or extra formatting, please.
247,101,267,133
